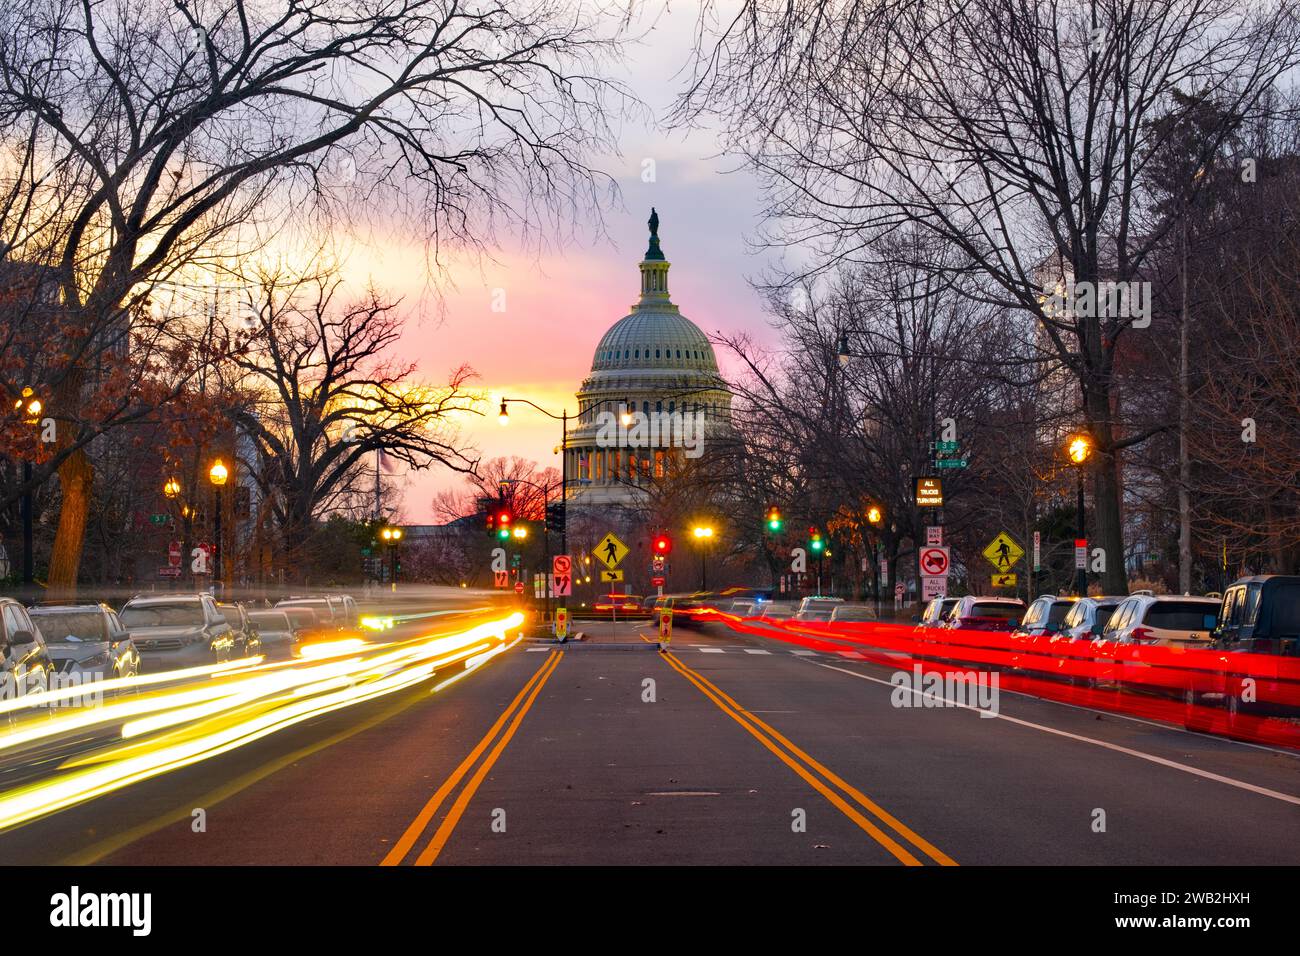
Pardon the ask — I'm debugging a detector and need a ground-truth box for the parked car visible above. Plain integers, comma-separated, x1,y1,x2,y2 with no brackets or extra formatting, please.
942,596,1026,631
728,600,756,617
759,602,796,621
1012,595,1078,639
27,603,140,681
247,610,300,660
1098,593,1219,646
914,597,959,631
829,604,876,623
795,596,844,622
1211,576,1300,654
1059,596,1126,642
276,597,343,630
1185,576,1300,729
218,603,261,658
0,597,54,700
118,594,236,672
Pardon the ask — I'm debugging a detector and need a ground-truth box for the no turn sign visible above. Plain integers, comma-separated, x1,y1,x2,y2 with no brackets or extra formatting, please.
919,546,950,577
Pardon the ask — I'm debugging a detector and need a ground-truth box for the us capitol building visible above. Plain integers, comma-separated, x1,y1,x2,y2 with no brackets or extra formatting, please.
564,210,733,509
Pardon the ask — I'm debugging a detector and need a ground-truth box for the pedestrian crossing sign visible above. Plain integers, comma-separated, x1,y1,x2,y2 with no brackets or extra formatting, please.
594,532,629,570
982,531,1023,571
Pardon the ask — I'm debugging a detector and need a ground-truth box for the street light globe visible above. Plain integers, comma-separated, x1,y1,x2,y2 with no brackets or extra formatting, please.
1067,435,1091,464
867,506,883,525
208,460,229,486
513,526,527,539
692,525,714,539
163,477,181,498
498,400,510,426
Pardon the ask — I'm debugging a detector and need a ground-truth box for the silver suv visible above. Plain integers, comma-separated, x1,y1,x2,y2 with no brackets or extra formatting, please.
119,594,237,673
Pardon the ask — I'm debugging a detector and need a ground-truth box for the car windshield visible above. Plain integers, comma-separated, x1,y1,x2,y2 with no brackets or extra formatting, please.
249,612,290,631
219,608,242,626
832,607,873,621
28,610,103,642
1063,603,1087,627
1047,602,1073,624
1144,602,1218,630
1094,604,1121,629
971,602,1021,620
120,603,205,627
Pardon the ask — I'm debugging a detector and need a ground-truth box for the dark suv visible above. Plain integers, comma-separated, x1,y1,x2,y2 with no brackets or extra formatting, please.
1212,576,1300,655
1186,576,1300,728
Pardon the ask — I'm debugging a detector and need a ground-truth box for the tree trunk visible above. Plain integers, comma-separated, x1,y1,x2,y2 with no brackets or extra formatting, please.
47,446,93,598
1087,406,1128,595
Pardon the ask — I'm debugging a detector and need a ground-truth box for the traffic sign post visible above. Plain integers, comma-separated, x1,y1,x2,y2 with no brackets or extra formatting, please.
593,532,629,570
599,569,624,583
555,607,569,641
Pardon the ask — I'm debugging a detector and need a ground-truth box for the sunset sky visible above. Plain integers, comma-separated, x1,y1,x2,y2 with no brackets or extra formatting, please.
342,3,780,524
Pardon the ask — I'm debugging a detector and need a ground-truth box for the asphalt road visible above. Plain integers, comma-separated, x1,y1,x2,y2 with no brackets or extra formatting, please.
1,601,1297,866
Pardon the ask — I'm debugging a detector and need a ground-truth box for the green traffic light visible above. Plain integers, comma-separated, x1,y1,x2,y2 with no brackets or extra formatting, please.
810,536,824,553
497,528,510,540
768,519,783,532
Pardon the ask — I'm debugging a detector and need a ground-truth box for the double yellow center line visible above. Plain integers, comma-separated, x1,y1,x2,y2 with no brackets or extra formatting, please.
381,650,562,866
660,651,955,866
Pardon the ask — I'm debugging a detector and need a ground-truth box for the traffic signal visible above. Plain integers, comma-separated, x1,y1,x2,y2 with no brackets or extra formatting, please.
486,511,497,536
653,533,672,556
545,502,566,534
766,507,783,532
809,528,824,553
496,507,512,540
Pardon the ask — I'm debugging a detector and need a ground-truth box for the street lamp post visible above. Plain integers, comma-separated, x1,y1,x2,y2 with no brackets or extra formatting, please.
209,459,228,594
867,504,884,615
692,524,715,591
13,388,42,587
381,525,404,591
1066,435,1091,596
499,397,570,606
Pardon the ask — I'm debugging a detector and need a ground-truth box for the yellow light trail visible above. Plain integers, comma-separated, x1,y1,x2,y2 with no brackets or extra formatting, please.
0,612,524,833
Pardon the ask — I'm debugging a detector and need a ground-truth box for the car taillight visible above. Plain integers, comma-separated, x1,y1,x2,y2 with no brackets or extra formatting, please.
1130,626,1154,643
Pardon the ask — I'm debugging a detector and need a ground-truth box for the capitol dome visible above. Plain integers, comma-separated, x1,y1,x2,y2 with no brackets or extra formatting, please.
564,209,733,508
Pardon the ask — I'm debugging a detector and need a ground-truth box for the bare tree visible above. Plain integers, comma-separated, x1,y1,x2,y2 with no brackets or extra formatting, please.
0,0,630,589
229,266,480,580
679,0,1300,592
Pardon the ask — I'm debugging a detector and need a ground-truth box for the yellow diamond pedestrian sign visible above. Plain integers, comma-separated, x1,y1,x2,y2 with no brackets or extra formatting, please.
983,532,1024,572
594,532,629,570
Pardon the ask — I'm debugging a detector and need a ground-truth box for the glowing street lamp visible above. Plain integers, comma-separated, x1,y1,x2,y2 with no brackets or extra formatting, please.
163,477,181,498
498,400,510,426
691,524,715,590
1067,435,1091,465
14,387,43,584
1065,433,1091,595
208,459,228,590
380,525,404,589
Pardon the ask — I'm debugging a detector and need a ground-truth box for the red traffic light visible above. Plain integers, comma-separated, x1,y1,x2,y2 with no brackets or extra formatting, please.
653,533,672,555
498,509,512,525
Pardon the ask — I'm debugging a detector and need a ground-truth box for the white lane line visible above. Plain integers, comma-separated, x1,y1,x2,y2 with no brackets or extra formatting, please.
836,651,866,660
743,648,772,655
790,650,817,656
823,648,1300,761
803,658,1300,807
525,647,550,652
698,647,725,654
